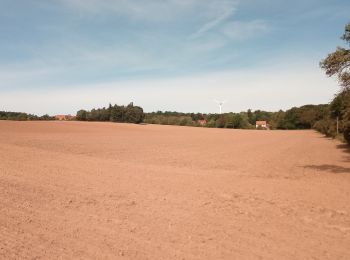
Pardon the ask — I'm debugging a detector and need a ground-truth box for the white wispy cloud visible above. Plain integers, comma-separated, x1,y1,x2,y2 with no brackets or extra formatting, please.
0,42,167,90
1,0,267,83
221,20,269,40
60,0,215,22
190,1,237,39
187,2,268,44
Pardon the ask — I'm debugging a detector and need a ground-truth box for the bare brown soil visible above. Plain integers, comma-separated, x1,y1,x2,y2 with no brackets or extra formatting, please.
1,121,350,259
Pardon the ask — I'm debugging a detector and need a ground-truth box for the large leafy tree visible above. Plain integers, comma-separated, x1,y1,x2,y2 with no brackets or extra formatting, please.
321,23,350,143
320,23,350,90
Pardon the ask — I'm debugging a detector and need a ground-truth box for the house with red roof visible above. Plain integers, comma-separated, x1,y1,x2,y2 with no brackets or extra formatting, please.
256,120,268,129
55,115,75,121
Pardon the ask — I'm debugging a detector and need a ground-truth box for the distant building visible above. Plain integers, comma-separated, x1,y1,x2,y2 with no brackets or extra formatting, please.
256,120,268,129
55,115,75,121
197,119,207,126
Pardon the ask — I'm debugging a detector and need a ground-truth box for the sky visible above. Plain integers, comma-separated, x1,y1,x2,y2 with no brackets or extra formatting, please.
0,0,349,115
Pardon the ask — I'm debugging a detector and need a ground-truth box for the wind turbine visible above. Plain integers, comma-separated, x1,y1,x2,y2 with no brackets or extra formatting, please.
214,99,226,114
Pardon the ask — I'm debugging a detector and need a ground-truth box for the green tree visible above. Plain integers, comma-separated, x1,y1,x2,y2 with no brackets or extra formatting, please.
320,23,350,143
124,104,144,124
215,115,226,128
225,113,234,128
232,114,242,128
247,109,255,125
320,23,350,90
207,118,216,128
239,113,252,129
269,110,285,129
76,110,87,121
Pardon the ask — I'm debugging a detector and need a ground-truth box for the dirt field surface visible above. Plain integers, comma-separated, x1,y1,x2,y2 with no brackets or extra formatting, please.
1,121,350,259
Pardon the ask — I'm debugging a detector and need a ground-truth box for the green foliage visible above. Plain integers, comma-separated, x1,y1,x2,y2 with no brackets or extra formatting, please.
206,118,216,128
144,111,204,126
320,23,350,144
225,113,234,128
144,106,330,131
239,113,254,129
76,102,144,124
247,109,254,125
269,110,285,129
124,103,144,124
0,111,54,121
320,23,350,90
76,110,87,121
341,91,350,143
313,119,334,137
344,124,350,143
215,115,226,128
342,23,350,42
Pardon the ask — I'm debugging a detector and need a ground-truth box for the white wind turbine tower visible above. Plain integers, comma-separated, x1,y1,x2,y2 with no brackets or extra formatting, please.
214,99,226,114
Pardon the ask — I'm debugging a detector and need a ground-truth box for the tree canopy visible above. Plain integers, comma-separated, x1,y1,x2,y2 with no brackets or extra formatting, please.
320,23,350,90
0,111,54,121
76,102,145,124
320,23,350,144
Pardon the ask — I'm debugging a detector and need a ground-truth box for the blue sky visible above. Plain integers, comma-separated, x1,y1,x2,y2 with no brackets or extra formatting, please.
0,0,349,115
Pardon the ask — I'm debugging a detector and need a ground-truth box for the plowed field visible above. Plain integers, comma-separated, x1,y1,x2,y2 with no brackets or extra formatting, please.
1,121,349,259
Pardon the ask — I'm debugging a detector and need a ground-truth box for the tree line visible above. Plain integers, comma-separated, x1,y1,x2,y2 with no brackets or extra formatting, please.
144,105,329,130
0,111,54,121
319,23,350,143
76,102,144,124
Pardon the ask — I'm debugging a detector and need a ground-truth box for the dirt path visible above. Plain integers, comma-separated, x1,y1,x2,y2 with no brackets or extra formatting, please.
0,121,349,259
